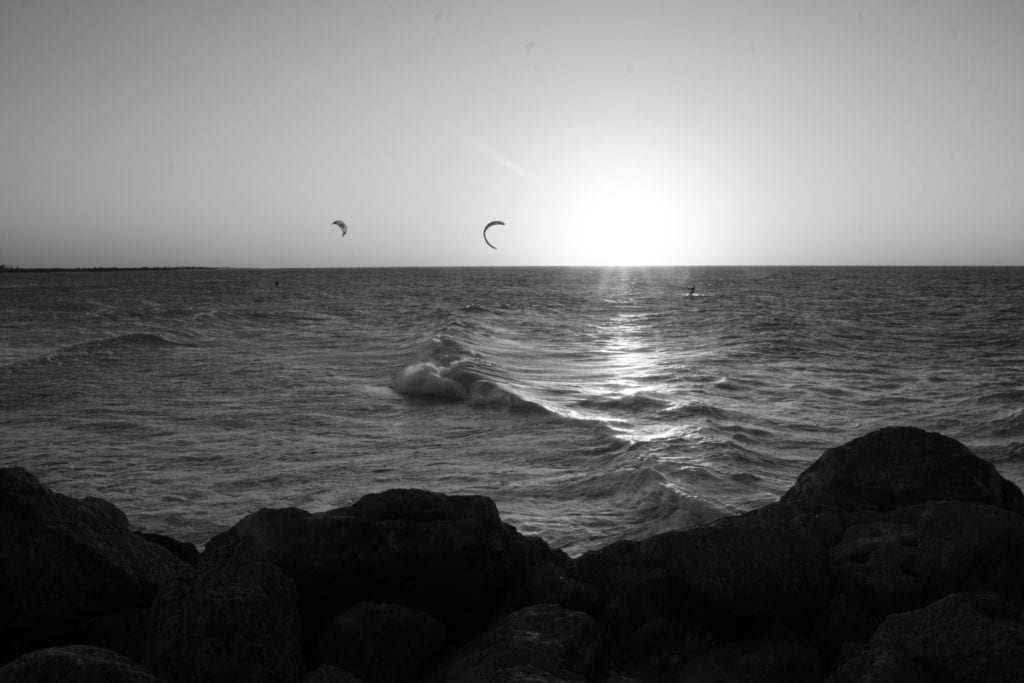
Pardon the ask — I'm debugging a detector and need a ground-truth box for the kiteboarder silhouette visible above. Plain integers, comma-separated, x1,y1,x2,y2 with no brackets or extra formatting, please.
688,285,695,297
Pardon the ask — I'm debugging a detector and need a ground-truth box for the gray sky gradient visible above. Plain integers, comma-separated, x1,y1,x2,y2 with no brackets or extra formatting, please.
2,1,1023,267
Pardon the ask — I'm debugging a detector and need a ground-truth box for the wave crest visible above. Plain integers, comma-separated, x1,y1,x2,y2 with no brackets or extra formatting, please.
3,332,178,371
390,334,546,412
391,360,471,400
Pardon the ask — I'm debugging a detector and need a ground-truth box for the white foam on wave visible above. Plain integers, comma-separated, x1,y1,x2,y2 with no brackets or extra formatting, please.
391,361,468,399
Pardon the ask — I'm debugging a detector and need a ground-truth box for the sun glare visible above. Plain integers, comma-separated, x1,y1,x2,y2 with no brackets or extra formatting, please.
562,165,689,266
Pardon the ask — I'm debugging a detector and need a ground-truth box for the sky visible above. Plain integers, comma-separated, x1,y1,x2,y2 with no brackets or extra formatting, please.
2,1,1023,268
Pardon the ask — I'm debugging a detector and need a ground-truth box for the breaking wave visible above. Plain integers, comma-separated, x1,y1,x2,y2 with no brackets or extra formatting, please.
390,322,548,413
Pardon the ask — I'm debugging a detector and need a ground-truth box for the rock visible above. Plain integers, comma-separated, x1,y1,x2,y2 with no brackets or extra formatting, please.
603,568,706,641
651,510,831,622
144,539,304,683
0,607,151,668
870,592,1024,682
315,602,446,683
828,517,933,616
6,426,1024,682
825,645,934,683
914,501,1024,608
498,524,597,614
64,607,150,664
0,468,183,648
303,665,364,682
781,426,1024,514
433,603,608,682
622,618,716,681
674,636,827,683
573,539,659,603
825,499,1024,620
810,594,880,658
572,538,712,641
135,531,200,564
207,488,565,639
0,644,163,683
505,560,600,614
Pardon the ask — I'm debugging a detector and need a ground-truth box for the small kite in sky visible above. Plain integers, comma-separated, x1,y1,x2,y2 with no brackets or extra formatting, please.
332,219,348,236
483,220,504,249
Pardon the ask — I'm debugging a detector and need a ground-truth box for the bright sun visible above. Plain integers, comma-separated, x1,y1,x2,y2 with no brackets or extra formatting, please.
561,163,690,267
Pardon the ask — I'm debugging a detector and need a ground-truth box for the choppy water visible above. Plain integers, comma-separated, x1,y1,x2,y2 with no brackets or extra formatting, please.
2,266,1022,555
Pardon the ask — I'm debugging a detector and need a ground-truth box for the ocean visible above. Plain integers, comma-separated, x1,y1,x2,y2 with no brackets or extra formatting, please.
2,266,1022,556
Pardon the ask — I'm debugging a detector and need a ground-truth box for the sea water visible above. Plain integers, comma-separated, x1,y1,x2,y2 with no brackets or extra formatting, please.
2,266,1022,556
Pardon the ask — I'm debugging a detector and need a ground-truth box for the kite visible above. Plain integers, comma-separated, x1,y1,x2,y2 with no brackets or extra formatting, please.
483,220,504,249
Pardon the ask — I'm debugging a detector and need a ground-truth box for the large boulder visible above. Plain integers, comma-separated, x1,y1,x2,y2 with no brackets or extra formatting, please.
206,488,566,639
315,601,447,683
828,517,933,616
782,427,1024,513
144,540,304,683
572,507,830,633
651,510,831,622
432,603,608,682
869,592,1024,682
675,637,827,683
826,645,933,683
825,500,1024,620
914,501,1024,608
0,644,163,683
0,468,184,650
573,541,704,637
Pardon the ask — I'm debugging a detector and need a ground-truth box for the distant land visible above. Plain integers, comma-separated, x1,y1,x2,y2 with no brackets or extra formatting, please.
0,265,214,273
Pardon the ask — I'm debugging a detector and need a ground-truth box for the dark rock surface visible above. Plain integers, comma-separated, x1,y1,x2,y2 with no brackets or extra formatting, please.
652,510,831,622
202,488,568,641
782,426,1024,514
676,636,826,683
431,603,608,682
0,644,163,683
315,601,446,683
868,591,1024,683
3,425,1024,681
144,539,304,682
0,467,184,661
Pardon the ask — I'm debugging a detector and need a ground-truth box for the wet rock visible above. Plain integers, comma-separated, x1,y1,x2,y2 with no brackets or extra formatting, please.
0,644,163,683
0,467,183,653
315,602,446,683
869,591,1024,682
144,540,304,683
782,426,1024,514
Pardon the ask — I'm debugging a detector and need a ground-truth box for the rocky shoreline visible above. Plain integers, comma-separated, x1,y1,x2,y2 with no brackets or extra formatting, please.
3,426,1024,682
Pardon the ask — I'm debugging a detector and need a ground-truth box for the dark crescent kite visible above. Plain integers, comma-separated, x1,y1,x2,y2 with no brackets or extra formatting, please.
483,220,504,249
331,220,348,236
